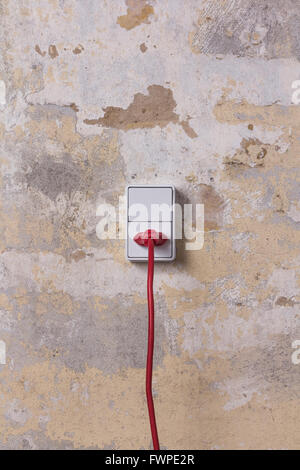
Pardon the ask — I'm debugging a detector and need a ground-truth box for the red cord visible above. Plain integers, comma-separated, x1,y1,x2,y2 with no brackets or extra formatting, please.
146,238,160,450
134,229,167,450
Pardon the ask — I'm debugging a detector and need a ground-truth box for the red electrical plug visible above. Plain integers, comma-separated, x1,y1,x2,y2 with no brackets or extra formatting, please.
134,229,168,451
134,229,167,247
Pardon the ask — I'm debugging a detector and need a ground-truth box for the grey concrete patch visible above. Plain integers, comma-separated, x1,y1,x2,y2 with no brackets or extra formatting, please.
26,155,84,201
1,290,171,374
191,0,300,59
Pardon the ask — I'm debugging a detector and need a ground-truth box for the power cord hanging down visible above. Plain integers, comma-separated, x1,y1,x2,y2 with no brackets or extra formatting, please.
134,229,168,451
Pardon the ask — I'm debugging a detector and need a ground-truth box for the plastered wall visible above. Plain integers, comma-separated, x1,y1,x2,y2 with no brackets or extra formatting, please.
0,0,300,450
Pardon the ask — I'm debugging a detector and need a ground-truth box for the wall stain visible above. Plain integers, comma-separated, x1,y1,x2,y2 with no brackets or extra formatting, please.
275,296,295,307
180,118,198,139
198,184,226,231
117,0,154,30
34,45,46,57
70,249,87,262
140,42,147,53
69,102,79,112
84,85,197,138
214,99,300,132
48,45,59,59
73,44,84,54
224,138,268,169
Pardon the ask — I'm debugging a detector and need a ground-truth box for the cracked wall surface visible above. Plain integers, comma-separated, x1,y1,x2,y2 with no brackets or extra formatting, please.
0,0,300,450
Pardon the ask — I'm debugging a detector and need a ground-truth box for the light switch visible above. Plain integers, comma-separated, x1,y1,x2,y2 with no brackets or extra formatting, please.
128,186,173,221
126,185,176,262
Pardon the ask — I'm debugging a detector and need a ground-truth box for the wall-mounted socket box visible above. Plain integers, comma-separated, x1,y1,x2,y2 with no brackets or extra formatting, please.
126,185,176,262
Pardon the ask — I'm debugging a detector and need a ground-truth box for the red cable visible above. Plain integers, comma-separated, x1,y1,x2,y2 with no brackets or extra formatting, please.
146,238,160,450
134,229,167,450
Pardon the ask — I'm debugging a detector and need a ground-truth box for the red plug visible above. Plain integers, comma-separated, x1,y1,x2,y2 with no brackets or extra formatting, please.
134,229,168,450
134,229,168,247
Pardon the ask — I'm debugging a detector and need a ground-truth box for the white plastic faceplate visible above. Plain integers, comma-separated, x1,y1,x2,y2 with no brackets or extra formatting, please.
126,185,176,262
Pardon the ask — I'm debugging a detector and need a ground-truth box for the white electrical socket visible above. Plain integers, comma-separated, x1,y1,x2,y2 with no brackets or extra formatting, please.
126,185,176,262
